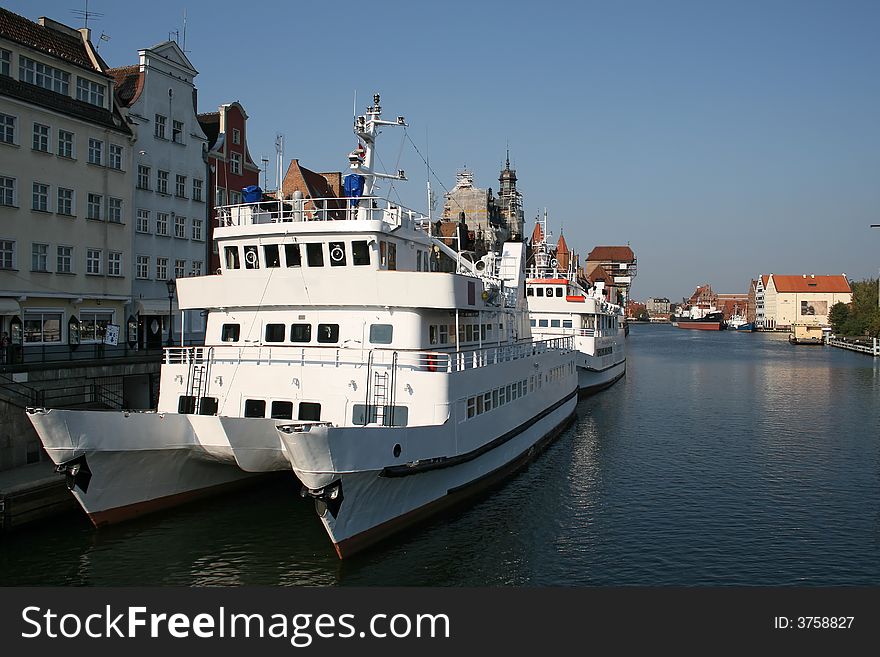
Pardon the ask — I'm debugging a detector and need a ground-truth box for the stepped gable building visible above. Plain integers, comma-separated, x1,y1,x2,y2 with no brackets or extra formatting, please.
758,273,851,330
110,41,211,347
585,245,637,306
198,102,259,273
0,9,134,355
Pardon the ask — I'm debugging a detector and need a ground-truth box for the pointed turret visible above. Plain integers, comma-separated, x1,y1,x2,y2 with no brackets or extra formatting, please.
555,233,570,271
530,220,544,244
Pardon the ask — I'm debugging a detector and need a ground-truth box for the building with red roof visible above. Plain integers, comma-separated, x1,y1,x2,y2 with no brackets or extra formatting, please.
759,273,852,330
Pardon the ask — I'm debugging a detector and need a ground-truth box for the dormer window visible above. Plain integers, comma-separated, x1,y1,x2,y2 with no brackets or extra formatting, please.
76,77,105,107
20,57,69,95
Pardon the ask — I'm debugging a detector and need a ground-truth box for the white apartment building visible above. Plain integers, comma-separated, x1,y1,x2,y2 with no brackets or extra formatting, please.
110,41,209,348
0,10,134,356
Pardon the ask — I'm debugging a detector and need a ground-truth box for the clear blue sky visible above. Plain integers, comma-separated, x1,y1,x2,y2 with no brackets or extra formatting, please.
9,0,880,301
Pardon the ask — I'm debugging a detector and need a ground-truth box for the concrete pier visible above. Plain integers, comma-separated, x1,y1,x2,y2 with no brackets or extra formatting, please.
0,462,76,532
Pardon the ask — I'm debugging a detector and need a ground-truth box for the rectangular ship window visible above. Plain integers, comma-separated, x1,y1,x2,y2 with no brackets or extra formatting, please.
536,288,544,297
244,399,266,418
225,246,240,269
369,324,393,344
290,323,311,342
328,241,346,266
265,323,285,342
264,244,280,267
551,319,561,328
352,240,370,265
244,245,259,269
299,402,321,421
539,319,549,327
556,287,564,297
306,243,324,267
199,397,218,415
271,401,293,420
317,323,339,343
285,244,301,267
221,324,240,342
527,287,534,296
178,395,196,414
563,320,573,328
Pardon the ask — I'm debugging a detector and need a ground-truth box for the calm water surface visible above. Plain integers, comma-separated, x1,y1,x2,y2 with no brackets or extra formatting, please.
2,324,879,585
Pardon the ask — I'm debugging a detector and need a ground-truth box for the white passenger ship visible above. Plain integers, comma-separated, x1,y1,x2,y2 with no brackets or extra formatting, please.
28,95,578,557
526,213,626,394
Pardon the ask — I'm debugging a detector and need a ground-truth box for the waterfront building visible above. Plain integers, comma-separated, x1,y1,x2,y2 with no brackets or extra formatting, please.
746,280,757,324
717,292,749,320
0,9,134,354
441,169,507,253
198,102,259,274
279,158,342,206
110,41,210,347
755,275,768,328
646,297,671,315
585,246,637,306
760,273,852,330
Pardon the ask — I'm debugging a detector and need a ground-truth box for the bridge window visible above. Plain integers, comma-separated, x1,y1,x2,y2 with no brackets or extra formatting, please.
265,323,285,342
556,287,564,297
264,244,280,268
370,323,393,344
290,323,311,343
306,243,324,267
285,244,301,267
329,241,346,266
178,395,196,414
538,319,549,327
244,399,266,418
225,246,240,269
530,319,536,327
221,324,240,342
271,401,293,420
527,287,534,296
199,397,218,415
244,245,259,269
536,288,544,297
563,320,573,329
551,319,561,328
352,240,370,266
317,323,339,343
299,402,321,421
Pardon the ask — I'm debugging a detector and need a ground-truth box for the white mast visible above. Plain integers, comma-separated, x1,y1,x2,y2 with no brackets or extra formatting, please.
349,93,408,197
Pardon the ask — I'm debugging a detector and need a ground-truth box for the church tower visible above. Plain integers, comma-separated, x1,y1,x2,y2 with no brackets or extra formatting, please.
498,150,524,241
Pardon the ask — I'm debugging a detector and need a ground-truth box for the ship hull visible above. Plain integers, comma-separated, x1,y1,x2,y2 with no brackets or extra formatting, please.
27,409,266,525
578,359,626,395
674,321,724,330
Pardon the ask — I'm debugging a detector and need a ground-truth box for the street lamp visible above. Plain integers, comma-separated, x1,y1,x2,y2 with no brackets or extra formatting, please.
165,278,176,346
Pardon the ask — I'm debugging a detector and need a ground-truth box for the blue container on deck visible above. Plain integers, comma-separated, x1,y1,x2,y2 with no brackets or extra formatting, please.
242,185,262,203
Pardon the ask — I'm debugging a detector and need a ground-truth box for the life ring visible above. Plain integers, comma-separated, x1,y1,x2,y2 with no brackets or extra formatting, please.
425,354,439,372
244,250,258,265
330,246,345,262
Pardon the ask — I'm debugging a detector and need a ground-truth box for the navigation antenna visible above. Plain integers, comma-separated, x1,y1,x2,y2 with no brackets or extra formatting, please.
261,157,269,190
274,134,284,193
70,0,103,29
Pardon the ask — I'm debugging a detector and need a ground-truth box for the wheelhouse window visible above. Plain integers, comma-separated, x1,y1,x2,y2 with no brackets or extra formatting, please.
264,323,285,342
298,402,321,421
264,244,280,267
225,246,240,269
221,323,240,342
290,324,311,342
328,241,346,266
556,287,564,297
536,288,544,297
285,244,301,267
306,243,324,267
244,245,259,269
551,319,561,328
352,240,370,265
270,401,293,420
317,324,339,343
244,399,266,418
369,324,393,344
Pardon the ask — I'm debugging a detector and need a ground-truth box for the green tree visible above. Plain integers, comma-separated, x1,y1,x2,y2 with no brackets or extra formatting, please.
836,279,880,337
828,302,849,334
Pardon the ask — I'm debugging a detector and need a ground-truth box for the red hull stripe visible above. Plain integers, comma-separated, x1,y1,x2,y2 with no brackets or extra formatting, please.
566,295,585,302
676,322,722,330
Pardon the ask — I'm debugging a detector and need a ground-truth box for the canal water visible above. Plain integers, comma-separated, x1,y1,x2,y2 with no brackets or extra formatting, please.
2,324,879,586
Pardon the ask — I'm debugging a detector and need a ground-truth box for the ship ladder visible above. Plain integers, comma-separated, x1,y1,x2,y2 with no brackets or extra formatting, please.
372,370,389,426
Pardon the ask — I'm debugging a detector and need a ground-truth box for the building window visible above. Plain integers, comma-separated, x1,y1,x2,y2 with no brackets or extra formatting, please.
88,138,103,165
0,49,9,77
157,170,169,194
229,190,241,205
136,209,150,233
57,188,73,215
192,218,202,241
136,255,149,279
175,259,185,279
31,243,48,271
20,57,69,95
137,165,150,189
156,212,168,235
57,246,72,273
80,311,113,343
87,193,102,220
58,129,74,158
32,183,49,212
0,240,14,269
172,120,183,143
86,248,102,274
108,197,122,223
0,176,15,206
156,257,168,280
175,174,186,197
232,128,240,145
215,188,226,207
192,178,203,202
76,77,105,107
191,260,203,276
230,152,242,175
109,144,123,170
0,113,14,144
174,215,186,238
155,114,167,139
108,251,122,277
23,312,62,344
33,123,49,152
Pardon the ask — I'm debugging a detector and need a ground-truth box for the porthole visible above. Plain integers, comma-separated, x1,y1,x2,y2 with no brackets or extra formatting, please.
393,443,402,458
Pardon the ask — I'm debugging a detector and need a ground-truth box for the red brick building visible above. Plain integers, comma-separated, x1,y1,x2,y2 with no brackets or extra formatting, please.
198,102,259,272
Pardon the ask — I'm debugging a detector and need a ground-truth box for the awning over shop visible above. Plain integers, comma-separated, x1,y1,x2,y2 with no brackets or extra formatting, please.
0,298,20,316
135,299,180,315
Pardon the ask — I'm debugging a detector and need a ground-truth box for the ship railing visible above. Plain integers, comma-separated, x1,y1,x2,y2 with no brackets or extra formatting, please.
214,196,429,230
163,337,574,373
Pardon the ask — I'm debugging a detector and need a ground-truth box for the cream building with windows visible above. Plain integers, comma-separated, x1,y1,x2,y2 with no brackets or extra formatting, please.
0,9,134,357
759,273,851,330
